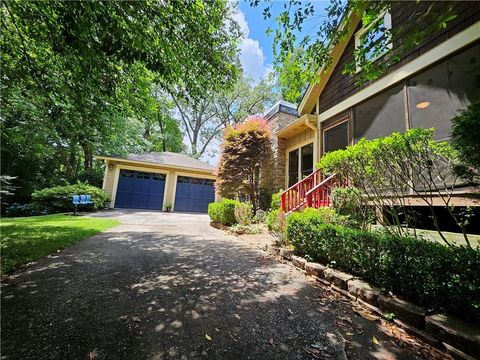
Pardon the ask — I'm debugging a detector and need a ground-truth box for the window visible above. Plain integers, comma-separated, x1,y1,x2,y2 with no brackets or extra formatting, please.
353,84,405,142
408,44,480,140
354,11,392,71
324,121,349,153
120,170,134,178
152,174,166,181
288,149,299,187
301,143,314,178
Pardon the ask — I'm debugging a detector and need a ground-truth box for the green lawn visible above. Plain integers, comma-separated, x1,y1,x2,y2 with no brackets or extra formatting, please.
1,214,119,275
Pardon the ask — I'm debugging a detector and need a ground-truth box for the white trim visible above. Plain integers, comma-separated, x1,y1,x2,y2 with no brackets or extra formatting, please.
322,118,350,155
286,141,314,188
354,11,392,73
318,21,480,123
298,13,361,115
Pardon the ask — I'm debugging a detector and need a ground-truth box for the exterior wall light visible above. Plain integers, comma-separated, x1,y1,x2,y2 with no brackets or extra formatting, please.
416,101,430,109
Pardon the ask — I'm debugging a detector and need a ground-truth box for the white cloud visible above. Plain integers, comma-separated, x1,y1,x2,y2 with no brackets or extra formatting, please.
231,6,269,81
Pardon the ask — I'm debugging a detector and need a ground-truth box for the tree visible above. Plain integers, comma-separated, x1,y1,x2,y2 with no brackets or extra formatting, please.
451,102,480,184
251,0,459,103
171,73,278,158
216,117,273,211
1,0,240,203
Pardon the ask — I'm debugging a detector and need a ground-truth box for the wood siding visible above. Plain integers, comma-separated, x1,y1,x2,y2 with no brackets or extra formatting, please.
286,129,314,149
318,1,480,114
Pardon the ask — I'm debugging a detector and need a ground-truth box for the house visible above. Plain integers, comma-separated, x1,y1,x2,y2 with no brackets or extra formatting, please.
97,152,217,213
266,2,480,214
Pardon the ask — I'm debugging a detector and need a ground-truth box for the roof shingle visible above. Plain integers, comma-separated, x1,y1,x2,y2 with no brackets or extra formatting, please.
99,152,215,172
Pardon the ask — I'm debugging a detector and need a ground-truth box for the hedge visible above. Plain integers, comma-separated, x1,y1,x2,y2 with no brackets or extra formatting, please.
32,183,110,212
208,199,240,226
286,210,480,322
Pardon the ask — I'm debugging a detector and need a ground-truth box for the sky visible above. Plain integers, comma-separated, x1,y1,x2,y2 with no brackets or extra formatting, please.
233,1,330,81
201,1,330,164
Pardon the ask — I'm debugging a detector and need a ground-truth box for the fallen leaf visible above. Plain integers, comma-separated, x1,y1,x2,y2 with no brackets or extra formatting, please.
346,332,355,336
287,308,293,315
372,336,380,345
234,313,241,320
205,334,212,341
353,307,380,321
215,328,220,332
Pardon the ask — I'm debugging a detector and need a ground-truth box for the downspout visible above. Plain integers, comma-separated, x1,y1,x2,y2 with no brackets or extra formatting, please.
304,116,319,166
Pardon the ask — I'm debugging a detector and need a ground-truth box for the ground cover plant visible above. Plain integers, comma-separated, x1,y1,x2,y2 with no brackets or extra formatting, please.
286,208,480,322
1,214,119,274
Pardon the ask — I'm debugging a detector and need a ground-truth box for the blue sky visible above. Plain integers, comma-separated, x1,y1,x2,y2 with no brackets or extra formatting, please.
234,1,330,80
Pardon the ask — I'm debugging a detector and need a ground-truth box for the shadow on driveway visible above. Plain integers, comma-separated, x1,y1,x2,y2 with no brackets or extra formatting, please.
1,215,428,360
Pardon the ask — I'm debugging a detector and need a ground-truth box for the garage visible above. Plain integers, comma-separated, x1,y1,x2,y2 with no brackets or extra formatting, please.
115,169,166,210
98,152,216,212
174,176,215,213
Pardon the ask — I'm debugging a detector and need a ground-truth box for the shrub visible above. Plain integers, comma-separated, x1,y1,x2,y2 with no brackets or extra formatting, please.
265,208,287,245
270,189,283,210
234,202,253,225
207,199,240,226
228,223,264,235
208,202,222,222
451,102,480,182
31,183,110,212
286,211,480,321
331,187,372,229
319,128,473,247
5,203,48,217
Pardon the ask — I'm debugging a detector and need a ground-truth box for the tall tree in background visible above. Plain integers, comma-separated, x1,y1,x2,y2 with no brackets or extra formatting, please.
1,0,240,202
216,117,273,211
171,74,278,158
252,0,459,103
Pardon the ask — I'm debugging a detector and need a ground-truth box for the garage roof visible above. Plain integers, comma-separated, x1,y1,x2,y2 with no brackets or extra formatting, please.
96,152,216,172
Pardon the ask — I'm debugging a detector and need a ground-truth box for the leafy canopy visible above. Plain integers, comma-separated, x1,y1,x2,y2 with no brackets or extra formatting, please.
251,0,459,103
1,0,240,203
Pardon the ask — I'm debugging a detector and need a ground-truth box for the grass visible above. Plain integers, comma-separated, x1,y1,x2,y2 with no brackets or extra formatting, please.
1,214,119,275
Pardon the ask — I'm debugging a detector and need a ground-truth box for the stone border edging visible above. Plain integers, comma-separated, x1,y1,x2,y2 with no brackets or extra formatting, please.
264,244,480,360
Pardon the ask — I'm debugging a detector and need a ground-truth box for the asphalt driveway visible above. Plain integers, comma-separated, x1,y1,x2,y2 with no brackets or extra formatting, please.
1,210,431,360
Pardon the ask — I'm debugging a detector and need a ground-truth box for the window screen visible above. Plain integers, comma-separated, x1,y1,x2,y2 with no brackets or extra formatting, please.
288,149,299,187
408,44,480,140
324,122,349,153
354,84,405,142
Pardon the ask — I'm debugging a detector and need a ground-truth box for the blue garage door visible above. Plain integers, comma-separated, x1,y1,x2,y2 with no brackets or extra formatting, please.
115,169,166,210
174,176,215,213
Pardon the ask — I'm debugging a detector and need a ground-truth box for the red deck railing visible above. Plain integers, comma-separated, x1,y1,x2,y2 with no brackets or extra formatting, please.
281,169,324,213
280,170,346,213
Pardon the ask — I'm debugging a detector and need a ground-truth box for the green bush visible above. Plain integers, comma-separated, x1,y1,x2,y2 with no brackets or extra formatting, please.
234,202,253,225
208,202,222,223
286,211,480,321
207,199,240,226
270,189,283,210
32,183,110,212
451,102,480,182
